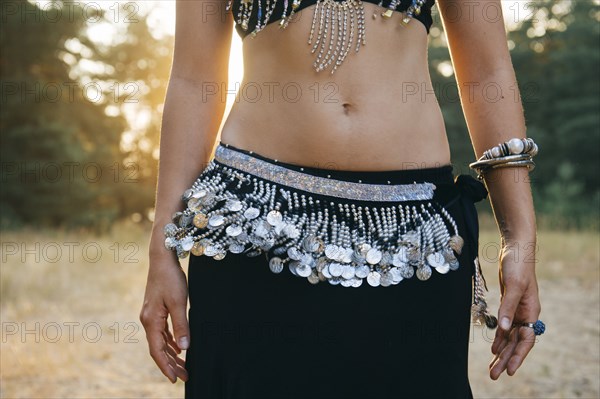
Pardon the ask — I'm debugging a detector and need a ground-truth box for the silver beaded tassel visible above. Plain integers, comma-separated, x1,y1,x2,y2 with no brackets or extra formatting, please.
308,0,366,74
164,160,466,288
471,257,498,328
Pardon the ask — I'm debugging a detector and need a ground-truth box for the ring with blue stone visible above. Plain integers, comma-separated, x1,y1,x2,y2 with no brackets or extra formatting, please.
514,320,546,336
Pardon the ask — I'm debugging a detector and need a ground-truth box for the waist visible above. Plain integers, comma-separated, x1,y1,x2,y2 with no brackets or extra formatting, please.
214,141,458,203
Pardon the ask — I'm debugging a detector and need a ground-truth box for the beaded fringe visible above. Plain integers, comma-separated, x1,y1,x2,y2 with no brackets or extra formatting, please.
164,160,467,288
225,0,429,73
471,256,498,328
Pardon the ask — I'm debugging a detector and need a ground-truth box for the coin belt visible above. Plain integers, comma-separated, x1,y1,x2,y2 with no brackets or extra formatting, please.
164,144,465,288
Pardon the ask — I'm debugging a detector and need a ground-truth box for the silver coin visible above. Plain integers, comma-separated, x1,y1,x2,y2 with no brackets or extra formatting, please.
226,224,243,237
443,247,457,262
328,262,343,277
393,247,409,265
287,246,302,261
246,249,262,257
179,214,194,228
229,243,245,254
288,260,300,276
366,248,383,265
367,271,381,287
266,210,283,226
328,277,341,286
427,252,445,268
416,265,432,281
180,236,194,251
201,192,215,205
321,263,332,279
182,189,194,201
390,267,403,283
187,197,202,210
253,221,270,237
282,224,300,239
301,253,315,267
324,244,340,260
407,246,420,262
164,237,177,250
204,244,220,257
341,248,353,264
226,199,243,212
340,279,353,287
163,223,179,237
435,263,450,274
355,265,370,279
244,207,260,220
380,272,392,287
296,263,312,278
269,257,284,273
192,189,207,199
449,259,460,271
400,265,414,279
302,235,321,253
176,248,189,259
213,251,226,260
351,278,363,288
356,242,371,256
380,251,393,266
208,214,225,227
352,250,366,264
307,272,320,285
341,265,356,279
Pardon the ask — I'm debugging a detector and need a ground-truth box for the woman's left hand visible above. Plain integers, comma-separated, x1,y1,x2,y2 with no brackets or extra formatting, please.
489,237,542,379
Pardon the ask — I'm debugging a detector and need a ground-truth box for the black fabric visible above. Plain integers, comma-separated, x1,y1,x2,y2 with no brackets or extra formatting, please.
231,0,436,40
185,145,486,399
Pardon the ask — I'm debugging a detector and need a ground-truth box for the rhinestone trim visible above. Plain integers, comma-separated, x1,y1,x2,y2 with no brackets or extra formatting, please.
214,145,435,202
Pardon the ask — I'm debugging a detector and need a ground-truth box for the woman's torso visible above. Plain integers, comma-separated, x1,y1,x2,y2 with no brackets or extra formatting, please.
220,0,450,170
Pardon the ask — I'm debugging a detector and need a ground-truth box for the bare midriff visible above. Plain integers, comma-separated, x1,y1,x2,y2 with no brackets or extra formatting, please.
220,2,451,171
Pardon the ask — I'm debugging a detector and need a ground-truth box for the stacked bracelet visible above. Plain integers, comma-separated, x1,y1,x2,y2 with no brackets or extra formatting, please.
469,138,538,180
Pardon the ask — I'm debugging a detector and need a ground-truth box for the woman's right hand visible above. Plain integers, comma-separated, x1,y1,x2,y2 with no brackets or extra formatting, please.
140,245,190,383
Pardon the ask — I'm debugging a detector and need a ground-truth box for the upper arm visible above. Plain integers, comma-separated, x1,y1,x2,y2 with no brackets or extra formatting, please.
437,0,513,78
171,0,234,81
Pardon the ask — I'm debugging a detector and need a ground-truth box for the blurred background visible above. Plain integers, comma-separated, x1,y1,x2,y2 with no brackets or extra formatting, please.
1,0,598,398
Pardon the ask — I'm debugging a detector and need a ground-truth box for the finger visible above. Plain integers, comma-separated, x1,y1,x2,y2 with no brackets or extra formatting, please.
146,321,177,383
166,342,189,369
165,344,189,382
169,301,191,351
163,322,181,354
491,325,509,355
489,328,519,380
497,285,523,332
506,327,537,376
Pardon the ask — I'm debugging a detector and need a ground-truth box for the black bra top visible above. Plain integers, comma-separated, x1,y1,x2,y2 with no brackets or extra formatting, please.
231,0,436,40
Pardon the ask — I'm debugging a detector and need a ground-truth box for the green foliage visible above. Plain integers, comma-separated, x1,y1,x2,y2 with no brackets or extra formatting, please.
429,0,600,228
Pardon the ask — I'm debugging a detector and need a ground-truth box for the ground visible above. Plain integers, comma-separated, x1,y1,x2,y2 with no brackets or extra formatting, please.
1,223,598,398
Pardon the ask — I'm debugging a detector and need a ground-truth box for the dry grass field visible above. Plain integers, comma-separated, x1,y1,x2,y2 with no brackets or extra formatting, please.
1,222,598,398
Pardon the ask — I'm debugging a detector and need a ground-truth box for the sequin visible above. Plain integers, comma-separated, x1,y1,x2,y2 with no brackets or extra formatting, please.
208,214,225,227
269,256,284,273
193,213,209,228
244,207,261,219
367,271,381,287
416,265,432,281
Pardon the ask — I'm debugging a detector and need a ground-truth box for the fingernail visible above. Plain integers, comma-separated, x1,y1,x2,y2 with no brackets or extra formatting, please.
500,317,511,330
178,336,189,350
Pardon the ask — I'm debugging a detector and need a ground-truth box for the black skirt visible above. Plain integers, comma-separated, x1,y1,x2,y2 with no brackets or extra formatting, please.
184,144,488,399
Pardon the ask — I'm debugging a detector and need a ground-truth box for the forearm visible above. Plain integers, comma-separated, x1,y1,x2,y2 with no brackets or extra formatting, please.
150,76,227,257
457,68,536,242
